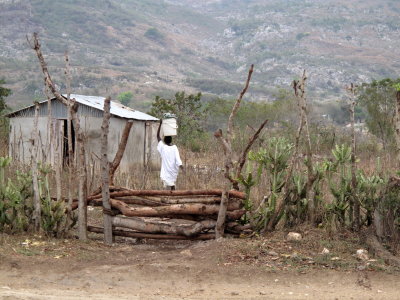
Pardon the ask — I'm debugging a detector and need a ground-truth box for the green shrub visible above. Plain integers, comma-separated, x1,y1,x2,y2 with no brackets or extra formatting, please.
144,27,165,43
0,157,75,236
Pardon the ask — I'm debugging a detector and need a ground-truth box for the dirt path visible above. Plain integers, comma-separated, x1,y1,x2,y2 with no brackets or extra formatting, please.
0,235,399,299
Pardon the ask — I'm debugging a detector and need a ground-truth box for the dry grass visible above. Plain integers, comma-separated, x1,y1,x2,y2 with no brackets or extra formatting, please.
220,226,399,273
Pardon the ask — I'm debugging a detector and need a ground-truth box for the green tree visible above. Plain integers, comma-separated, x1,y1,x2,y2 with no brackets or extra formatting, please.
117,91,133,106
206,88,297,132
0,80,12,144
358,78,400,149
0,79,11,115
144,27,164,43
148,92,207,147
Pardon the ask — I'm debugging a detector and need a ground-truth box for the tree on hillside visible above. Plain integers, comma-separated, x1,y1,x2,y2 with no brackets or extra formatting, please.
144,27,165,43
0,79,12,143
0,79,11,115
148,92,207,147
358,78,400,149
206,88,297,132
117,91,133,106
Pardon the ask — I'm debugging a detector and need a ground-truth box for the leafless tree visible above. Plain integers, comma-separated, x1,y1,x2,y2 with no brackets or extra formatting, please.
29,33,88,240
214,64,268,238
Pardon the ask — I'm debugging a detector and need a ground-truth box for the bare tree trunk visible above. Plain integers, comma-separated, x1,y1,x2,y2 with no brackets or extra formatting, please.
266,72,309,232
214,64,254,238
395,91,400,168
350,101,357,229
347,83,359,231
215,189,229,238
31,102,41,231
374,209,384,239
109,120,133,185
55,127,62,202
295,72,317,224
45,86,53,162
65,52,74,218
77,132,88,240
30,33,87,240
44,85,62,202
234,119,269,185
101,97,113,245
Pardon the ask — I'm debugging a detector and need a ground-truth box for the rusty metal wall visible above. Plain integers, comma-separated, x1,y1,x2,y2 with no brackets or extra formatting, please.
9,99,103,119
8,114,159,176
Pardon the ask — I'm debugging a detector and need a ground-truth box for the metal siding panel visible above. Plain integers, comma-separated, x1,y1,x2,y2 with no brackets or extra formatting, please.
8,95,158,121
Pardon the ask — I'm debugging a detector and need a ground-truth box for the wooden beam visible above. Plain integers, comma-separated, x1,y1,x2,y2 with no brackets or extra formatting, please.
87,226,215,240
101,96,113,245
88,189,246,201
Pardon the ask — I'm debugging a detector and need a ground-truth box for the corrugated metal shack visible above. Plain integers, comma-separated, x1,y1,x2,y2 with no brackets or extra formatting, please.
6,94,160,173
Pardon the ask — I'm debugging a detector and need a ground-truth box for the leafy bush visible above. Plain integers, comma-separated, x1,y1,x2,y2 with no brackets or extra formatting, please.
296,32,310,40
148,92,208,149
358,78,400,149
144,27,165,43
117,91,133,106
0,157,75,236
0,157,33,232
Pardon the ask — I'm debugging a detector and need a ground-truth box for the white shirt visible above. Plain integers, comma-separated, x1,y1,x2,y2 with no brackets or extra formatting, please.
157,140,182,185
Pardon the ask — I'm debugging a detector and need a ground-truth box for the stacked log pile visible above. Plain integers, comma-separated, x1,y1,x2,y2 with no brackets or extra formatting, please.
83,188,249,240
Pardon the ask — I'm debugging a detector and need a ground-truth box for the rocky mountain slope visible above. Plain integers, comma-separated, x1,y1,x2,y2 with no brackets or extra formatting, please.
1,0,399,109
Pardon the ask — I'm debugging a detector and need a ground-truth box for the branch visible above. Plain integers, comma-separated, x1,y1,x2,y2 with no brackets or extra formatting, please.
109,120,134,185
214,129,235,184
213,129,230,155
227,64,254,142
31,33,68,106
234,118,268,182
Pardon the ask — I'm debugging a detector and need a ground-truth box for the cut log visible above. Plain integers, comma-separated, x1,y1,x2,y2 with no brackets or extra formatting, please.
112,216,215,237
87,189,246,201
87,225,215,240
84,198,241,211
226,222,251,233
113,196,242,207
109,199,244,218
82,198,241,211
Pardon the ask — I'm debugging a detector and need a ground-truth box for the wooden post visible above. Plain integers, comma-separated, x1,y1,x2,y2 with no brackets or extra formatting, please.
65,52,74,216
31,102,41,231
395,91,400,168
346,83,359,231
77,130,88,241
101,96,113,245
55,122,62,202
293,72,318,224
215,188,229,238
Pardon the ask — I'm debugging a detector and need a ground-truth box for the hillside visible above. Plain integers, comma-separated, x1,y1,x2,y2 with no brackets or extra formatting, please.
1,0,399,110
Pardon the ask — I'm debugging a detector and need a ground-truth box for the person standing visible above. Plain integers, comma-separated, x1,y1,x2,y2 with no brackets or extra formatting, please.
157,120,183,190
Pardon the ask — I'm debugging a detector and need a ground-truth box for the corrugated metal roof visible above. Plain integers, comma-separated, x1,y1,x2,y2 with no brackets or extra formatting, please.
6,94,159,121
67,94,158,121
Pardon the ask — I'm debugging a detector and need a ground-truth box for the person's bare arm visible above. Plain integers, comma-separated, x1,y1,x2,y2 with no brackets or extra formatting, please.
157,119,162,142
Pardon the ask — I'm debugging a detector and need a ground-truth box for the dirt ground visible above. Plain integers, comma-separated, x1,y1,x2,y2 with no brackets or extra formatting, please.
0,230,399,300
